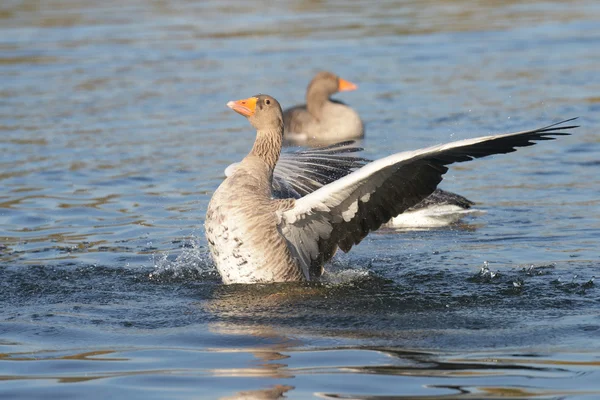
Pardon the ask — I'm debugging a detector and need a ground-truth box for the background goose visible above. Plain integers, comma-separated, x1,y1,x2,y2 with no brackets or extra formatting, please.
283,71,364,146
206,94,576,284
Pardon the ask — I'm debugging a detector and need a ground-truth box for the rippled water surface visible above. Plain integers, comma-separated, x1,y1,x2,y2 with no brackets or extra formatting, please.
2,0,600,398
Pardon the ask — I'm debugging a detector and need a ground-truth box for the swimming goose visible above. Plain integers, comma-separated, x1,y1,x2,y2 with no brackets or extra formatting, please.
283,71,364,145
205,94,576,284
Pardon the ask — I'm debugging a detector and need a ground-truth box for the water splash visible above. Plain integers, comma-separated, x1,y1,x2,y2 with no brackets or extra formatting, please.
552,274,596,294
522,264,555,276
148,236,218,282
582,276,595,289
319,257,372,285
513,280,523,288
477,261,499,282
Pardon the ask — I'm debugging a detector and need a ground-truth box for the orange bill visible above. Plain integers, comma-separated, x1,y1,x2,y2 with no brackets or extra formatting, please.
338,77,357,92
227,97,258,117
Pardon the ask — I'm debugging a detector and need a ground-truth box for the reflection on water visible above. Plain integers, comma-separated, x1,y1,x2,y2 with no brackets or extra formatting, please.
2,0,600,398
1,259,599,397
222,385,294,400
1,342,599,399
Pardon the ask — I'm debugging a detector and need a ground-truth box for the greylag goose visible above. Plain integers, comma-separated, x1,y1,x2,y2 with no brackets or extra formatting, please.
205,94,576,284
283,71,364,145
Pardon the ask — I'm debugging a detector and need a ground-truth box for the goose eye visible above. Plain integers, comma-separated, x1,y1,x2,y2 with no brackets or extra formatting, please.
265,99,271,105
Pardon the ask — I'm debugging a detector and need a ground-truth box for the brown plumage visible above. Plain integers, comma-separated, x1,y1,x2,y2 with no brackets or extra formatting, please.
283,71,364,146
206,95,305,283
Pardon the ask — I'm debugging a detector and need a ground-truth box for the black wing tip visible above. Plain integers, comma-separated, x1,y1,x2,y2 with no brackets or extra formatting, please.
532,117,579,138
541,117,579,130
556,116,578,123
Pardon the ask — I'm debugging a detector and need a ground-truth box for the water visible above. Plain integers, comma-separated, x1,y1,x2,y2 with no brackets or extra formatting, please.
2,0,600,398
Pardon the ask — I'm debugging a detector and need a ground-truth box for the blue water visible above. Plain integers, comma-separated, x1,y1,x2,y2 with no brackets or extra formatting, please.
1,0,600,398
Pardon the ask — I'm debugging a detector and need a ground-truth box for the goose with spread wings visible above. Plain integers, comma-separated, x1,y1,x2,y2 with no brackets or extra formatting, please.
205,94,577,284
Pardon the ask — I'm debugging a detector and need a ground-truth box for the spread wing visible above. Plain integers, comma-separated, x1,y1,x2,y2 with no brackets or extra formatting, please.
277,118,578,276
272,141,368,198
225,141,368,199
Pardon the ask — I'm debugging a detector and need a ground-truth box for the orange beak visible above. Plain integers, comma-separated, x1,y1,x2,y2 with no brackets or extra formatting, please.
227,97,258,117
338,77,357,92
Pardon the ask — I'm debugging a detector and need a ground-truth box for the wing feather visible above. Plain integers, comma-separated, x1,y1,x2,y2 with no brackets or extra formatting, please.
226,141,368,199
279,118,578,269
